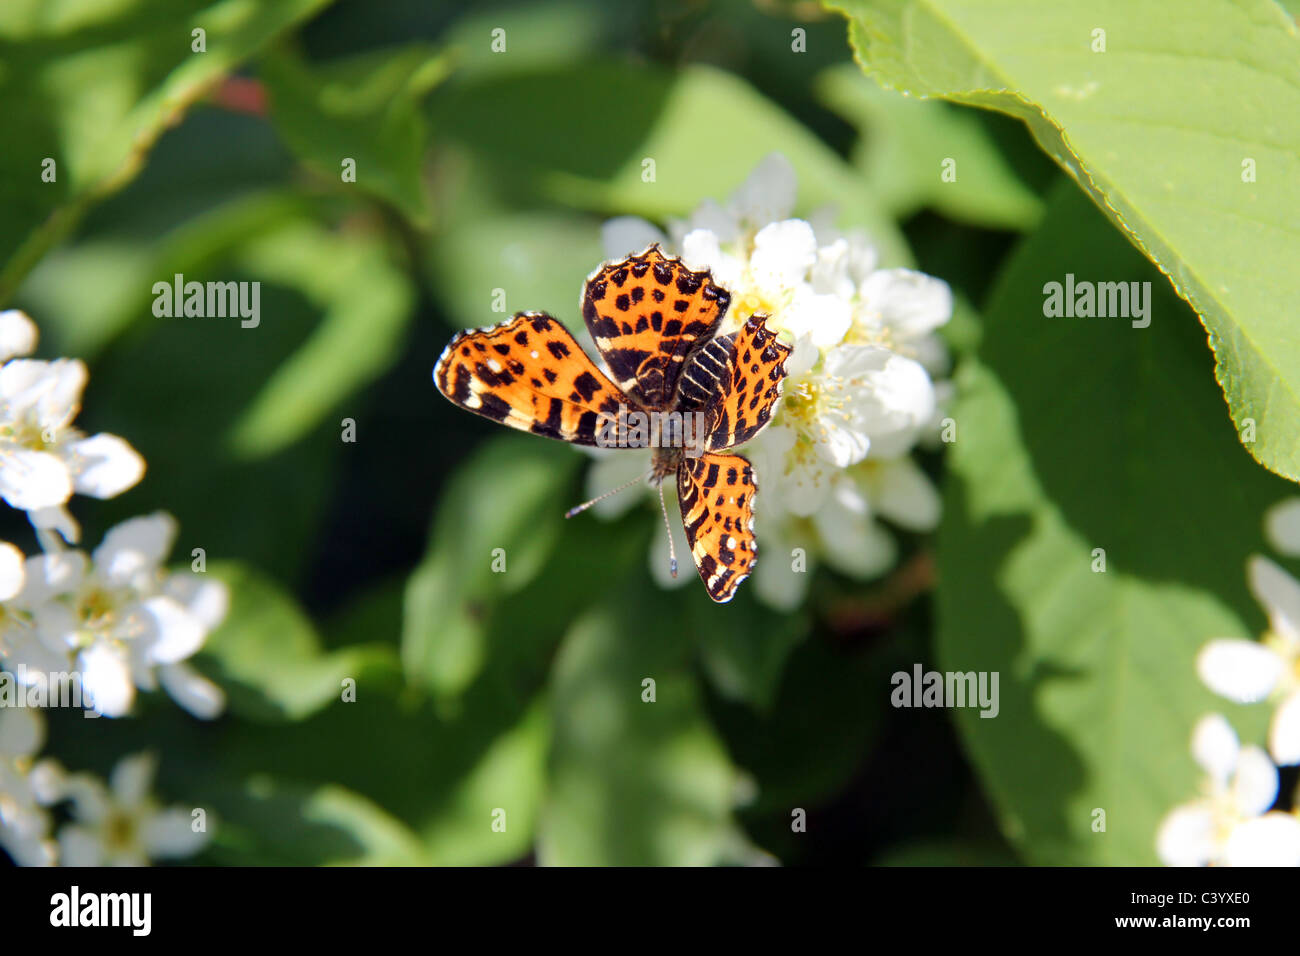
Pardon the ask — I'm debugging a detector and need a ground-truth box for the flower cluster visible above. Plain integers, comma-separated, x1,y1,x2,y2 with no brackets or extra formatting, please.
0,709,205,866
1156,498,1300,866
593,155,952,608
0,310,221,867
0,512,228,719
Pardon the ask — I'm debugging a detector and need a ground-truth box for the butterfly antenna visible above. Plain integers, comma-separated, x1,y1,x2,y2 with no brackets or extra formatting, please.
564,470,648,519
657,481,678,578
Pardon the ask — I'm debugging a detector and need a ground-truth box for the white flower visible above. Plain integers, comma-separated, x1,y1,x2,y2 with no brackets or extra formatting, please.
0,707,56,866
0,311,38,363
1265,497,1300,557
1,513,227,719
1156,713,1300,866
50,753,210,866
594,154,951,607
0,337,144,540
1197,556,1300,764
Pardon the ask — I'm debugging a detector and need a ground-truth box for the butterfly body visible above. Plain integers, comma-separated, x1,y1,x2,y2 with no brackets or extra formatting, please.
433,245,790,602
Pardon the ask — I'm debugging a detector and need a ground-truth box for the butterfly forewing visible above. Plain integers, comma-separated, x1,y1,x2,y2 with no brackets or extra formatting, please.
581,245,731,410
677,452,758,603
434,312,629,446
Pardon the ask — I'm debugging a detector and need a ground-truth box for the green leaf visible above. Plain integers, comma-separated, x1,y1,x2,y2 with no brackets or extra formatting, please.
261,43,450,224
434,62,912,265
538,582,756,866
225,218,414,458
685,592,811,712
421,698,550,865
0,0,334,299
401,435,580,698
428,211,605,331
212,779,428,866
816,64,1044,230
825,0,1300,483
936,181,1287,865
199,561,398,723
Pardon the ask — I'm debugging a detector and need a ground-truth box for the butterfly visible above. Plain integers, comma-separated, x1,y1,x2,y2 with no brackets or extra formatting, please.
433,245,791,603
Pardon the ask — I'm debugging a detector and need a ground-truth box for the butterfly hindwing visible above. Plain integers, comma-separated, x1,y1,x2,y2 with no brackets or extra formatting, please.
675,313,791,451
582,245,731,410
677,452,757,603
434,312,628,446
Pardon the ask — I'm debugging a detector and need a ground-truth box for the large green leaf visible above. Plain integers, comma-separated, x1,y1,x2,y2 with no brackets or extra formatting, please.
538,582,756,866
937,181,1286,864
816,64,1044,230
402,434,585,699
0,0,334,299
826,0,1300,483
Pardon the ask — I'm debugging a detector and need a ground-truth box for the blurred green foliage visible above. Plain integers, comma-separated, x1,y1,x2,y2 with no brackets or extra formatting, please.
4,0,1295,867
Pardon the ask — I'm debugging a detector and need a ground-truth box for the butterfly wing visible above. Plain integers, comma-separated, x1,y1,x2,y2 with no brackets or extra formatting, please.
434,312,630,446
677,452,757,603
582,245,731,410
676,313,791,451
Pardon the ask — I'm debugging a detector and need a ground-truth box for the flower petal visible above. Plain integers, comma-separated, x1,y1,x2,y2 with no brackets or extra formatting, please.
27,504,80,545
69,433,145,499
14,550,86,607
78,644,135,718
57,825,105,867
1264,497,1300,557
1222,812,1300,866
859,268,953,340
1155,803,1218,867
158,662,226,720
0,706,44,759
728,153,797,227
0,449,72,511
1230,745,1279,818
93,512,177,586
601,216,667,260
1191,713,1239,783
813,484,897,579
142,807,210,859
0,310,38,362
33,359,87,433
1196,638,1284,703
751,524,811,612
137,596,206,664
679,228,742,289
749,220,816,299
868,458,941,532
0,539,25,600
1248,555,1300,648
782,287,851,348
1269,690,1300,766
582,449,651,520
110,752,156,806
163,574,230,632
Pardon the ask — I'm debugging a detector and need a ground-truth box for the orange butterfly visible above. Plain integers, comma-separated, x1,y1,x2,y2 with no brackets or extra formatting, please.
433,245,790,602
